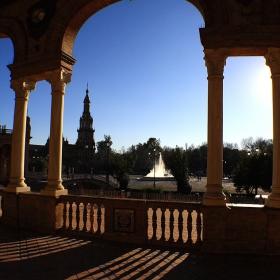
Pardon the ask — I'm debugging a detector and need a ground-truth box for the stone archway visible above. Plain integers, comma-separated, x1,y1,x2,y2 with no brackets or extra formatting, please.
45,0,205,59
0,18,27,63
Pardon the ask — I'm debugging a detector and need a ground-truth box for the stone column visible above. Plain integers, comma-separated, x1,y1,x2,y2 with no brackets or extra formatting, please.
265,48,280,208
41,69,71,196
5,78,36,193
203,48,228,206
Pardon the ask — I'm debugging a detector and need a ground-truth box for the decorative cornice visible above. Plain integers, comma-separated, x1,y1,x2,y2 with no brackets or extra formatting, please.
10,78,36,100
204,49,228,77
45,69,72,93
61,52,76,66
265,48,280,76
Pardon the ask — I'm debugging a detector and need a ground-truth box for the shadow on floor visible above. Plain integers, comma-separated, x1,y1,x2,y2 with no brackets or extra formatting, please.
0,225,279,280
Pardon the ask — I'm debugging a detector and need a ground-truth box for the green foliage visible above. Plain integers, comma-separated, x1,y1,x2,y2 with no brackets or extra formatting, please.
233,150,272,194
140,185,164,193
29,157,48,173
163,147,192,194
110,152,137,190
223,188,231,196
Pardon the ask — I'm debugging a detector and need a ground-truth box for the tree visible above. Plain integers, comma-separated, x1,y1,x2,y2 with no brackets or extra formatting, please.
95,135,113,173
110,152,137,190
131,137,162,174
163,146,192,194
29,157,48,173
233,138,273,195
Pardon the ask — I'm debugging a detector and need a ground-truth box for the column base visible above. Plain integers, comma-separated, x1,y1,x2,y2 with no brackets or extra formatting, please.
4,186,30,193
265,194,280,208
40,189,68,196
203,184,226,206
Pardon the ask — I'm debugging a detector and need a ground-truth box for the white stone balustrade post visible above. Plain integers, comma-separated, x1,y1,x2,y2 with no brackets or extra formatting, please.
5,78,36,193
265,48,280,208
41,69,71,196
203,48,228,206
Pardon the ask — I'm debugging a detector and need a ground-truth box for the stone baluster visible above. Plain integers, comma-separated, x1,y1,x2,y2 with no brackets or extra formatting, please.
5,79,36,193
100,204,105,234
203,48,228,206
265,48,280,208
78,202,84,231
65,202,70,229
71,202,77,230
151,207,157,241
41,69,71,196
92,204,99,233
169,208,175,242
187,209,193,244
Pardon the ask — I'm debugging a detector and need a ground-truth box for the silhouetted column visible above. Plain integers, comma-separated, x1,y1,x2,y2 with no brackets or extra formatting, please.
203,48,228,206
265,48,280,208
5,78,36,193
41,69,71,196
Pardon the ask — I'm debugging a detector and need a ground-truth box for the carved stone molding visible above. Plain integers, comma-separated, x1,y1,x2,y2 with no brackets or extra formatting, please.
265,48,280,76
10,78,36,100
204,48,228,77
45,69,72,93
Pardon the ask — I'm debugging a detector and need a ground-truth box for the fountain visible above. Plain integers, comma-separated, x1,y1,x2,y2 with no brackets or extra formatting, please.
138,153,175,181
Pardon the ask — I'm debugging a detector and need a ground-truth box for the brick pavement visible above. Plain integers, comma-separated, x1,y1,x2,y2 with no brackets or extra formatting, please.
1,225,280,280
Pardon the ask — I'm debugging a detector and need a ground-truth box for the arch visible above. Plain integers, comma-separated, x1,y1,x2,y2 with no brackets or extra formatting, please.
45,0,205,58
0,17,27,63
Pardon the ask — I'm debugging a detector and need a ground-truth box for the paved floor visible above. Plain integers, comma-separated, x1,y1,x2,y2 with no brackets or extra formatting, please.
1,225,280,280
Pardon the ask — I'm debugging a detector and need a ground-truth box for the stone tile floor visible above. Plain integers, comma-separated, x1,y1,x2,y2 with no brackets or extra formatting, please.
1,225,280,280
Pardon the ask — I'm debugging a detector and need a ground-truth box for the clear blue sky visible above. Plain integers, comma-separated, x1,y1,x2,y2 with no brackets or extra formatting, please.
0,0,273,152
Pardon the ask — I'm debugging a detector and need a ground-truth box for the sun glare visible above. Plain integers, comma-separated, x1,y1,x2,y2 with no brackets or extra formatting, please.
254,65,272,105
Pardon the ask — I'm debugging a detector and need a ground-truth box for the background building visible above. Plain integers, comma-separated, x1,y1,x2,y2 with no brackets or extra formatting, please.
29,86,96,175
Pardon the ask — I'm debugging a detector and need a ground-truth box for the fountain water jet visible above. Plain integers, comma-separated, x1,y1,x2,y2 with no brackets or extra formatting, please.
138,153,175,181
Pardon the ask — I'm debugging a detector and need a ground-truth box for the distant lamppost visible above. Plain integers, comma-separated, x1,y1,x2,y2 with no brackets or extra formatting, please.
149,148,156,188
106,142,110,189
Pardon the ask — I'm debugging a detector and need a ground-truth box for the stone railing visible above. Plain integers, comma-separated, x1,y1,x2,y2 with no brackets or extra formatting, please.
68,189,203,203
58,195,202,249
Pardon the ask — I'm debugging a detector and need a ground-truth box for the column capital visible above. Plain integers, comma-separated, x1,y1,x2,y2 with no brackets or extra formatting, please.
10,78,36,100
265,48,280,76
204,48,228,77
45,69,72,93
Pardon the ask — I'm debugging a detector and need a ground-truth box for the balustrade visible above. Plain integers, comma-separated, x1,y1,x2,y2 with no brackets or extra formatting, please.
61,196,105,237
146,203,202,248
59,195,202,248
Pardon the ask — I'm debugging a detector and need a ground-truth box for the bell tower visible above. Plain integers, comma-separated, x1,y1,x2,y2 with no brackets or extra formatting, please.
76,85,95,172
